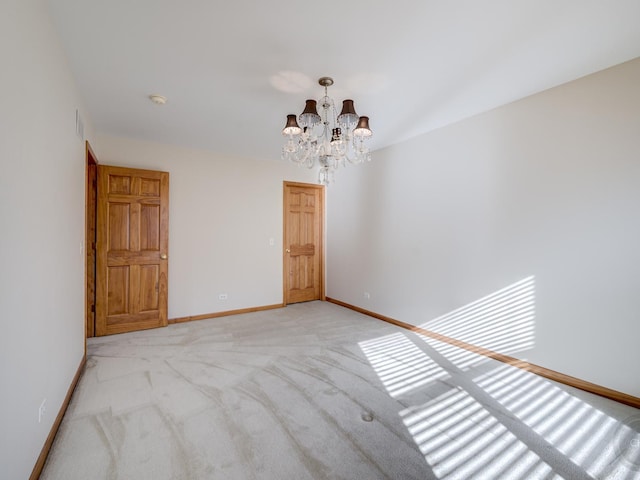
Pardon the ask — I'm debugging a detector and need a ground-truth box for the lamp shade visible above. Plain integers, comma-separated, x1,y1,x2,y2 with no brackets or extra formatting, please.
299,99,321,127
337,99,358,126
282,114,302,135
353,116,372,137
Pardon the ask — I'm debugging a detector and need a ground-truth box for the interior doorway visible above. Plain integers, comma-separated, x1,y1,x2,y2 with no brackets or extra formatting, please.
85,145,170,337
283,181,325,304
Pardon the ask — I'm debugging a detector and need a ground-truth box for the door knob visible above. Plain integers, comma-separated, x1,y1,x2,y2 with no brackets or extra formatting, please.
160,253,168,260
285,249,291,253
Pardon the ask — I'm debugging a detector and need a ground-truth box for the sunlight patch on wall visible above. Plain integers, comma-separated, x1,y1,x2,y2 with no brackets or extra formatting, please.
423,276,536,359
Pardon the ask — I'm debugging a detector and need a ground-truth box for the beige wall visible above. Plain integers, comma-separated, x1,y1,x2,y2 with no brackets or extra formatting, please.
0,0,93,478
93,134,318,319
327,57,640,397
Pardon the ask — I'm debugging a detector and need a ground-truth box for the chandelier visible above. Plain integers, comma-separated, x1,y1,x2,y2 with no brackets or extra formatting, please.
281,76,372,185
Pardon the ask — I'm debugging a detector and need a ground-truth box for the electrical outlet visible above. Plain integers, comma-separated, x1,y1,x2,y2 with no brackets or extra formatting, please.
364,292,371,299
38,398,47,423
219,293,228,300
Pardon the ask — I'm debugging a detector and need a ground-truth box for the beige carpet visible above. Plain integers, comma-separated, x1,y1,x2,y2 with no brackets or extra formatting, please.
41,301,639,479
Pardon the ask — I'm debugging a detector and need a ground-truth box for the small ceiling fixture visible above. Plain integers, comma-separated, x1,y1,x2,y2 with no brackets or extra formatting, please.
281,77,372,185
149,94,167,105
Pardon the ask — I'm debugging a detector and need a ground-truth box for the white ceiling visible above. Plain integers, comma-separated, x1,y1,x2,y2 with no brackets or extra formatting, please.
47,0,640,161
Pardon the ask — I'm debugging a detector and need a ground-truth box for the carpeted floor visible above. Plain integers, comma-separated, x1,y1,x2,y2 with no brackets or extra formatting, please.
41,301,639,479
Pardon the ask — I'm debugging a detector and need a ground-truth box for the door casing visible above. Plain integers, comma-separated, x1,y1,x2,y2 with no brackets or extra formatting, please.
85,142,98,339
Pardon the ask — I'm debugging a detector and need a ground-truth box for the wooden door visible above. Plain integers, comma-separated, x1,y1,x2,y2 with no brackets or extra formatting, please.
96,165,169,336
283,182,324,304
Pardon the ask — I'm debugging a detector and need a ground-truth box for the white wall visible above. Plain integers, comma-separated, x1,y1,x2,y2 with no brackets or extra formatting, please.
0,0,93,478
327,58,640,397
93,135,318,319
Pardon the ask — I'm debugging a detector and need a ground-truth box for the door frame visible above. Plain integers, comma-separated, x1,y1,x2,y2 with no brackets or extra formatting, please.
282,181,325,305
85,141,98,339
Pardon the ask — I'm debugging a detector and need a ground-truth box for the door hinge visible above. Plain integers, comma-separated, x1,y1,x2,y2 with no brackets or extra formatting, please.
90,304,95,313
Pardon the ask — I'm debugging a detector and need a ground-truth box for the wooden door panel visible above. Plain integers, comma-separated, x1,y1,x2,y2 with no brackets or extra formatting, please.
106,251,163,265
108,174,132,194
108,203,130,250
107,266,130,315
290,244,315,256
288,256,315,291
139,265,159,312
140,177,160,196
96,165,169,336
140,204,160,250
284,182,324,304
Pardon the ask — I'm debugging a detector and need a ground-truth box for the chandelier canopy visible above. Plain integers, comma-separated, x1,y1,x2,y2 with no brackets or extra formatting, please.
281,76,372,185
